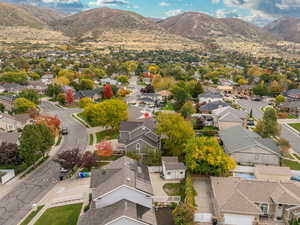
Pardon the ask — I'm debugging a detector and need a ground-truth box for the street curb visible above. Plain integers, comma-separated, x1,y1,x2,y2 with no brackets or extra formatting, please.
283,123,300,135
72,113,91,128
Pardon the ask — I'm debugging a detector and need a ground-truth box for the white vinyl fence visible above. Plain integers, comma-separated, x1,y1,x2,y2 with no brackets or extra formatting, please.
0,169,15,184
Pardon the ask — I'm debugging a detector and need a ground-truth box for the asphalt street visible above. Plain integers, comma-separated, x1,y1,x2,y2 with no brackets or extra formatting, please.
236,99,268,120
237,99,300,155
0,101,88,225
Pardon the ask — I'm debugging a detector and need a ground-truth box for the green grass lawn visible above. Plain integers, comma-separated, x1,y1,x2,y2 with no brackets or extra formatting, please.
163,183,182,196
288,114,298,119
162,103,175,111
282,159,300,171
20,206,44,225
293,153,300,161
34,203,82,225
288,123,300,132
96,129,118,143
76,112,93,127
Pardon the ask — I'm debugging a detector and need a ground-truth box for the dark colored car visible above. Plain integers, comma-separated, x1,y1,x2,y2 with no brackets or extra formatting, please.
61,127,68,135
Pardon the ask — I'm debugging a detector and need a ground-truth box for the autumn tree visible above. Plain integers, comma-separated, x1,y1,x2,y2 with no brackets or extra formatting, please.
172,202,195,225
54,148,82,171
57,93,66,105
156,112,195,156
185,136,236,176
54,76,70,86
275,95,285,105
65,89,74,105
80,151,97,171
84,99,128,130
79,79,94,90
180,101,196,119
255,107,280,138
13,97,37,114
79,97,93,108
46,84,62,100
103,84,114,99
117,75,129,84
18,89,40,104
184,173,197,207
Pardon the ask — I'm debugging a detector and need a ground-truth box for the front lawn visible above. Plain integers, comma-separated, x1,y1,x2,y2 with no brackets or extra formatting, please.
162,103,175,111
281,159,300,171
288,123,300,132
76,112,93,127
96,129,118,143
34,203,82,225
288,114,298,119
20,205,44,225
163,183,182,196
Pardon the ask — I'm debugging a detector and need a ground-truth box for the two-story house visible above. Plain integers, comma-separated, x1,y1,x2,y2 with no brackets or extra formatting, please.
118,119,160,154
77,156,157,225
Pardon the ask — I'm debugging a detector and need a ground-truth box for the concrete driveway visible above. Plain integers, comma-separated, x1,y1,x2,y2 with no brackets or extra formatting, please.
193,177,213,214
149,173,179,196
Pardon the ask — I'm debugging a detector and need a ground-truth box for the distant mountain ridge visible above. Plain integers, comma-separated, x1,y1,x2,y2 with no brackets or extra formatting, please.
158,12,279,43
264,17,300,43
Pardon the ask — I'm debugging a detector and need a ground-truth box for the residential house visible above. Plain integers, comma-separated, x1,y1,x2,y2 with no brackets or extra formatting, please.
77,156,157,225
161,157,186,180
100,78,120,86
41,74,54,85
0,113,30,131
254,165,292,182
209,176,300,225
279,101,300,115
217,85,233,95
198,92,223,104
0,131,19,145
212,106,248,130
199,100,228,114
219,125,281,166
1,83,26,94
118,119,160,154
284,89,300,101
75,88,102,101
234,85,253,96
0,95,15,112
27,81,47,93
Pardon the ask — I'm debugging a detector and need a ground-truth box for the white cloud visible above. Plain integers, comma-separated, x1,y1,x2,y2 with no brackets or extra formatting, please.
212,0,220,3
165,9,183,17
215,9,239,18
88,0,129,7
42,0,80,3
159,1,169,6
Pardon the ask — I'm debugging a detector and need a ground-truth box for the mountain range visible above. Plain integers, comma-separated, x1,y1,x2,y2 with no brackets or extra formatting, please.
0,2,300,55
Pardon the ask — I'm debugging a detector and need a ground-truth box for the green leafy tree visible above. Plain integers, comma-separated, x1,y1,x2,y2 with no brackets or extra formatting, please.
117,75,129,84
184,173,197,207
0,103,5,112
156,112,195,156
185,137,236,176
0,71,28,84
46,84,62,100
171,81,191,110
13,98,37,114
84,99,128,130
79,79,94,90
189,80,204,98
172,202,195,225
255,107,280,138
20,124,54,166
180,101,196,119
57,93,66,105
18,89,40,104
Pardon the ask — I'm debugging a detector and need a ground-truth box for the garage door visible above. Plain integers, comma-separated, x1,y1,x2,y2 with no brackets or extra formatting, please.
194,213,212,222
224,214,254,225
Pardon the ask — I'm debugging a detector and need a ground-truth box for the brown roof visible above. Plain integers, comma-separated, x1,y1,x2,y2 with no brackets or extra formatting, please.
210,177,300,216
255,165,292,178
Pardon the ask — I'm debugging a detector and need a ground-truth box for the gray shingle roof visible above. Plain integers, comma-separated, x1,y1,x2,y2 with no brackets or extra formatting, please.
91,156,153,199
199,100,228,112
77,199,156,225
0,132,19,145
219,125,280,154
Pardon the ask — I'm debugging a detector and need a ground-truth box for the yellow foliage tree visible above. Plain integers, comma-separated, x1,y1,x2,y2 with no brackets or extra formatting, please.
54,76,70,86
185,136,236,176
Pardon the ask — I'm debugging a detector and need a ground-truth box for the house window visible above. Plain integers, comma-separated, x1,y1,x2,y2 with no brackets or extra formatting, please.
260,204,269,215
255,154,259,160
180,172,184,174
136,143,141,151
167,172,171,175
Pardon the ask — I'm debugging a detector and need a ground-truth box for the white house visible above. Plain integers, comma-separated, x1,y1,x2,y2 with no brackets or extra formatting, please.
77,156,157,225
162,157,186,180
198,92,223,104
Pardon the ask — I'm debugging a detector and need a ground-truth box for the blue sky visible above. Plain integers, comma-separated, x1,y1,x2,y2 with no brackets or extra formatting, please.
5,0,300,26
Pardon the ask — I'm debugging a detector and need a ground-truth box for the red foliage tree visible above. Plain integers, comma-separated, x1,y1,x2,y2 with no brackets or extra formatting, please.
54,148,82,172
103,84,113,99
37,115,61,136
65,89,74,104
96,141,113,157
80,151,97,171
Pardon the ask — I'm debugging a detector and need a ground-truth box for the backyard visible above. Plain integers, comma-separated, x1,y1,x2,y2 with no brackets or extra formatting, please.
34,203,82,225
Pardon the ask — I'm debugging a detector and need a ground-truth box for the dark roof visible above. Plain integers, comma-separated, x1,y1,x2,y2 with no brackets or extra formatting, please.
120,121,144,132
219,125,280,154
77,200,156,225
91,157,153,198
0,95,15,103
286,89,300,96
199,100,228,112
75,88,102,99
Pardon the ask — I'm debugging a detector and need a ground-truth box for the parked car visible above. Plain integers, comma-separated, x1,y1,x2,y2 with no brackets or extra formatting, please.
247,119,255,127
61,127,68,135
